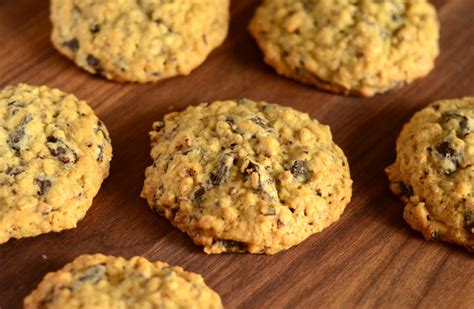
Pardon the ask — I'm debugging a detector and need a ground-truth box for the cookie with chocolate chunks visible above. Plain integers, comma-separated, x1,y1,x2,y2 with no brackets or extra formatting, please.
142,99,352,254
386,97,474,251
50,0,230,83
24,254,222,309
249,0,439,96
0,84,112,244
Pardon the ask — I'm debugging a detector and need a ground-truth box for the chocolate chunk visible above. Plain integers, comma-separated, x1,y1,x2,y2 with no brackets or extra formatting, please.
47,136,58,143
77,265,106,284
397,181,413,197
64,38,79,52
152,121,164,131
193,186,206,203
47,139,78,164
465,212,474,234
90,24,101,34
277,219,285,228
250,116,271,130
435,141,462,174
87,55,100,67
8,114,33,152
224,116,241,135
430,231,440,241
441,112,470,137
97,144,104,162
244,161,258,176
263,209,276,216
290,160,310,183
210,152,234,186
36,179,52,196
215,239,247,252
6,166,24,177
243,160,279,200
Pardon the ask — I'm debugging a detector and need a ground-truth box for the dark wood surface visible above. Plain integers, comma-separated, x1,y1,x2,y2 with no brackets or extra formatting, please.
0,1,473,308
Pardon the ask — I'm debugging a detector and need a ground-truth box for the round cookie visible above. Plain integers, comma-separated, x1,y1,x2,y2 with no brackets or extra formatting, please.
386,97,474,251
24,254,222,309
0,84,112,244
141,99,352,254
50,0,230,83
249,0,439,97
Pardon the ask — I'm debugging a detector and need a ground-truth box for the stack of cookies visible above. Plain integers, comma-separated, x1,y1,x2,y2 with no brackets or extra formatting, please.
1,0,471,308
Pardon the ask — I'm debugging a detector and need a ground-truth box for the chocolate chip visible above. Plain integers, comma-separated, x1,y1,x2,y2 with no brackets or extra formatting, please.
215,239,247,252
64,38,79,52
277,219,285,228
397,181,413,197
87,55,100,67
36,178,51,196
290,160,310,183
152,72,161,77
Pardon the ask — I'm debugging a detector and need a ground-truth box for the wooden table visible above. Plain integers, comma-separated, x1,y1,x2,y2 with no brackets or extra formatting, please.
1,1,473,308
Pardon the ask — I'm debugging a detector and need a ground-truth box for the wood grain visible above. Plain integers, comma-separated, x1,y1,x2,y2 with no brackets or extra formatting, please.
0,1,473,308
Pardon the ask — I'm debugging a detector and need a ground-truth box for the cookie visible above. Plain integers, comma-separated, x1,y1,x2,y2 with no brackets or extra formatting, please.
0,84,112,244
50,0,230,83
386,97,474,251
249,0,439,96
141,99,352,254
24,254,222,308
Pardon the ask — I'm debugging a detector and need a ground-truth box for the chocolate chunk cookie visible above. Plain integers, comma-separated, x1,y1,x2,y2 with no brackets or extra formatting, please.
249,0,439,96
386,97,474,251
24,254,222,309
0,84,112,244
141,99,352,254
50,0,230,83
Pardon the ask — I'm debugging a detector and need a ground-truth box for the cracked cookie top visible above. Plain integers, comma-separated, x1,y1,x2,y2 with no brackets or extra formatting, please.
24,254,222,309
141,99,352,254
386,97,474,251
0,84,112,244
50,0,230,83
249,0,439,96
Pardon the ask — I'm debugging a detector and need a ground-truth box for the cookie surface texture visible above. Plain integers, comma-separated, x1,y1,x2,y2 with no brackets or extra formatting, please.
249,0,439,96
0,84,112,244
142,99,352,254
386,97,474,251
50,0,230,83
24,254,223,309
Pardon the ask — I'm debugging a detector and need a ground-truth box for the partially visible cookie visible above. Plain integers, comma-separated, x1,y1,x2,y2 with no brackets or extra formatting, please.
386,97,474,251
24,254,222,309
0,84,112,244
141,99,352,254
50,0,230,83
249,0,439,96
